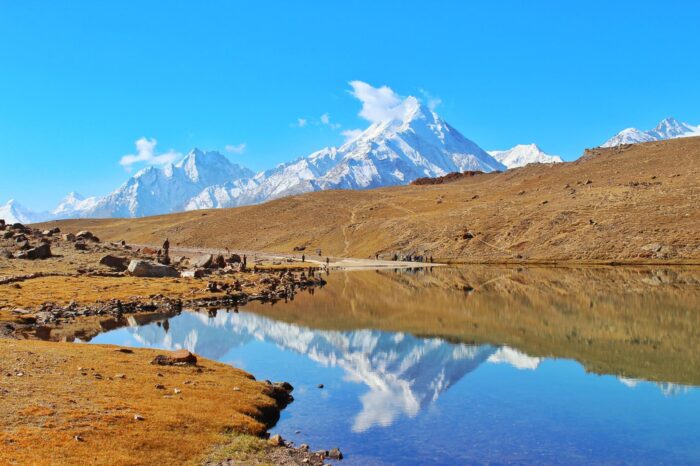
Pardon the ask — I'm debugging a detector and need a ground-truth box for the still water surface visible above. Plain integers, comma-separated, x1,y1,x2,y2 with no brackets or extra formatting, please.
90,266,700,465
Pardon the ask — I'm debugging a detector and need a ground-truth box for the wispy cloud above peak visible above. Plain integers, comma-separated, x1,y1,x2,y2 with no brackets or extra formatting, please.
225,143,247,154
119,137,181,170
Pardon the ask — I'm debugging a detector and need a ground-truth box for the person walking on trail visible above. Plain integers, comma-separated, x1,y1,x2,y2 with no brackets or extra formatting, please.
162,238,170,254
302,254,305,262
326,257,330,267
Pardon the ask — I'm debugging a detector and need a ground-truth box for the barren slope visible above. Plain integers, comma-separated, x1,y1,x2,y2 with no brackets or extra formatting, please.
38,137,700,263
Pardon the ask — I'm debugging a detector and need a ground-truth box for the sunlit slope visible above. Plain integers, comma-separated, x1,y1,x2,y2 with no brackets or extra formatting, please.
39,137,700,263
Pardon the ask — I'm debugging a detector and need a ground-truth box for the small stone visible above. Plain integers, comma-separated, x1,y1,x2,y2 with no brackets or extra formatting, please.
155,384,165,390
115,374,126,379
327,448,343,460
74,435,84,442
268,434,284,446
299,443,310,452
232,386,241,391
173,388,181,394
133,414,145,421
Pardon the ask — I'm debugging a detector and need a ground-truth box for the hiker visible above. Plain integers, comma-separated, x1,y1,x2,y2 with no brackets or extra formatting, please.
326,257,330,266
162,238,170,253
302,254,305,262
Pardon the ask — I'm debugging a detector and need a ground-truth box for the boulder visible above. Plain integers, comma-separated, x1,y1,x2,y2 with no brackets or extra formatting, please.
74,241,88,251
15,243,52,260
76,231,99,242
16,240,30,250
99,255,129,271
0,248,12,259
0,219,5,229
213,254,226,268
127,260,179,278
50,227,61,234
141,247,158,255
2,230,13,239
62,233,76,242
195,254,213,268
151,349,197,366
226,254,242,264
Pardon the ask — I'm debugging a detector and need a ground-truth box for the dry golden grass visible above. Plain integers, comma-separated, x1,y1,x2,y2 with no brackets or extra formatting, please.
36,137,700,263
0,339,282,466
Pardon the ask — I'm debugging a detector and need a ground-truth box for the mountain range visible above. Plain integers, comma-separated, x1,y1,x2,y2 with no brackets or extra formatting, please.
3,98,562,222
601,116,700,147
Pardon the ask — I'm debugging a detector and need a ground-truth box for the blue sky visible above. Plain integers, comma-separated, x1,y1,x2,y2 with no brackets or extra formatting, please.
1,0,699,210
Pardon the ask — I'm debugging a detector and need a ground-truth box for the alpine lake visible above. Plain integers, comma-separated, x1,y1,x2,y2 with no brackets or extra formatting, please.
82,265,700,465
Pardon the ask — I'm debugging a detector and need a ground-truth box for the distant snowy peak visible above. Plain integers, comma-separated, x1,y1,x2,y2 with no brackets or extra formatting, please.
0,199,49,224
71,149,255,218
488,144,563,169
51,192,99,218
601,117,700,147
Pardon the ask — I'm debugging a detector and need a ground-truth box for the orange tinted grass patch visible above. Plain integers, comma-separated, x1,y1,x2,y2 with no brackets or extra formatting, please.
0,339,281,465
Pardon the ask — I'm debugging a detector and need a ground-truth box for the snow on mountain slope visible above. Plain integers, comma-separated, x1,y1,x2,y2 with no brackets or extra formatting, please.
3,97,505,219
601,117,700,147
193,97,505,209
51,192,100,218
488,144,563,168
0,199,50,224
75,149,254,218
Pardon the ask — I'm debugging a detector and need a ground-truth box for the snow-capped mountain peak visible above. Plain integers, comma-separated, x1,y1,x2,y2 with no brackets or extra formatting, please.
3,96,507,219
0,199,49,224
488,144,563,169
601,117,700,147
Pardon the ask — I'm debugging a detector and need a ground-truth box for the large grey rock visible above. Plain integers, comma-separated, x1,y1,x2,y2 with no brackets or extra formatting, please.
127,260,179,278
194,254,213,268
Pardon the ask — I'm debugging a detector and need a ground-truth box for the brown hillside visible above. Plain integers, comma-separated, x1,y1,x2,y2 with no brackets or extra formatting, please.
38,137,700,263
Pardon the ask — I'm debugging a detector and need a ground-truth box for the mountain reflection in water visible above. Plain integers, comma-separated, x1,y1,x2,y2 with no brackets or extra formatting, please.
88,266,700,465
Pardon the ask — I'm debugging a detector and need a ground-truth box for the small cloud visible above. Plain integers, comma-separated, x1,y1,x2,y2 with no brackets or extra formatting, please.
225,143,247,154
320,112,341,130
419,88,442,110
119,137,180,170
292,118,308,128
341,128,362,142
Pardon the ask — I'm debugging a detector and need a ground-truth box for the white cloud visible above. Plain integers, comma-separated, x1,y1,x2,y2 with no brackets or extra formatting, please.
320,112,341,130
341,128,362,142
419,88,442,110
119,137,180,169
293,118,308,128
349,80,414,123
225,143,246,154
